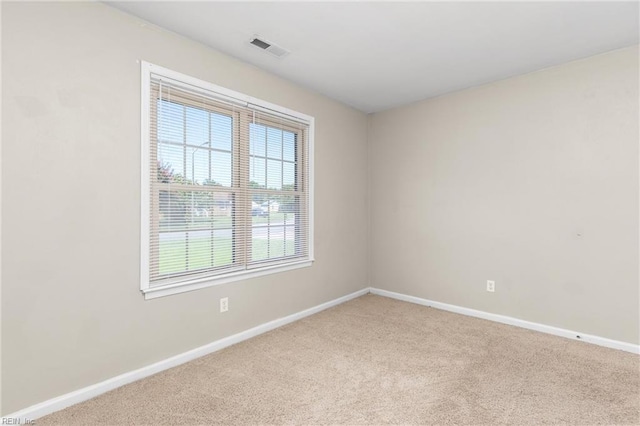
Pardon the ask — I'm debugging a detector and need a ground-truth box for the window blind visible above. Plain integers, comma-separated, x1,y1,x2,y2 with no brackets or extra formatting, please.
146,70,311,290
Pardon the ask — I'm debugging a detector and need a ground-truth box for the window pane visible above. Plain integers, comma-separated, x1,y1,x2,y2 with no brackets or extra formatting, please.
159,189,189,230
251,228,286,261
250,158,266,189
251,227,269,262
283,162,295,190
268,226,285,258
185,106,209,147
250,123,266,157
183,229,232,271
188,192,234,230
211,113,232,152
250,193,298,262
283,131,295,162
280,198,298,219
159,190,234,231
213,230,233,267
157,100,183,143
251,192,266,220
250,195,298,225
251,201,276,227
267,127,282,159
157,143,184,182
210,193,233,230
211,151,232,187
158,231,186,275
187,231,213,271
251,226,286,261
186,147,209,185
284,225,296,256
267,159,282,190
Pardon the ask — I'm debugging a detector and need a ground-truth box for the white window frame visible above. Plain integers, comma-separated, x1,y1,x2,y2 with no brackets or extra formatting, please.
140,62,314,300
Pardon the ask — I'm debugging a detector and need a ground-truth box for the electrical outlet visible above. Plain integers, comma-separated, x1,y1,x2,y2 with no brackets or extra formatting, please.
486,280,495,292
220,297,229,313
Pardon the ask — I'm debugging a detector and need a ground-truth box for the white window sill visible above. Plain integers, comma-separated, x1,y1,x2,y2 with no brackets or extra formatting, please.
142,259,314,300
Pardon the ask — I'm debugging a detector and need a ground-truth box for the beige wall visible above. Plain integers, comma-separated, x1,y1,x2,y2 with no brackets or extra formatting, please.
370,46,639,345
1,2,368,414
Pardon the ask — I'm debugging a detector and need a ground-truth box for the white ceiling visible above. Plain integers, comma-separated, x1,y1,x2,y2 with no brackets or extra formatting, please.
108,1,639,113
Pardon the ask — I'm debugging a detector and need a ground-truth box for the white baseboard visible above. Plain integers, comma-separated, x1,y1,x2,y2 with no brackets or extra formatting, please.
3,287,370,422
370,287,639,355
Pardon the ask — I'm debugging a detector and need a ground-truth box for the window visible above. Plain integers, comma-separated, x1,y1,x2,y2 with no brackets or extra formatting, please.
141,62,313,299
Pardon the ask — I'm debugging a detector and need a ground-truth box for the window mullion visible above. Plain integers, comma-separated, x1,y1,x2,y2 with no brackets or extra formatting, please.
150,116,160,280
237,111,250,268
182,103,190,271
296,130,304,256
209,109,214,268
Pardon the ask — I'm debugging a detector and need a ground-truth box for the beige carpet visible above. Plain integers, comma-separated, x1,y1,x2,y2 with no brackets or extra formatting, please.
39,294,639,425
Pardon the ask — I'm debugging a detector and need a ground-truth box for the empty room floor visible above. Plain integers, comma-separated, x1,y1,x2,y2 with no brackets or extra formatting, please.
39,295,639,425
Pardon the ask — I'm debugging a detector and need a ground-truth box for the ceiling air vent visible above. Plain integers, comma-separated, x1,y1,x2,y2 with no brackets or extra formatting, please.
249,35,290,58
